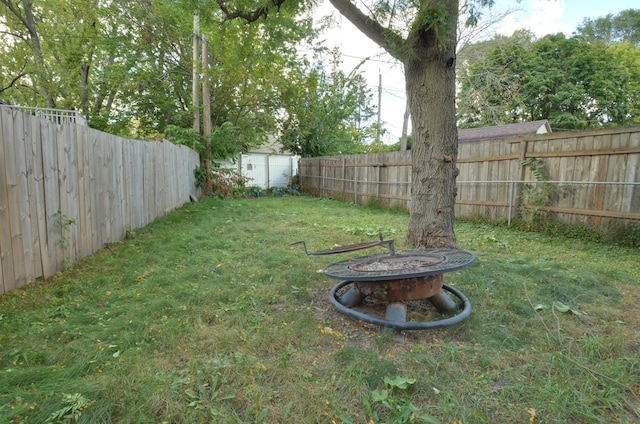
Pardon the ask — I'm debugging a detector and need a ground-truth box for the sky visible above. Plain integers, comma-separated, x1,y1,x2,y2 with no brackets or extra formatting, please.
315,0,639,143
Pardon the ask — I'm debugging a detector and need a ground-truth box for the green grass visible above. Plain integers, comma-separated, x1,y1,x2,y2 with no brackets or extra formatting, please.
1,196,639,423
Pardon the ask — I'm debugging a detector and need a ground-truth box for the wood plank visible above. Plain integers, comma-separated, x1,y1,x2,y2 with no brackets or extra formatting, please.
144,142,155,226
64,124,80,263
603,132,627,214
89,130,101,253
20,112,40,283
41,119,61,277
525,205,640,221
0,107,16,294
113,137,124,241
11,110,36,284
4,108,27,289
121,140,132,232
625,132,640,214
132,141,145,230
56,124,77,265
76,124,92,257
590,134,609,226
27,116,48,279
102,135,113,243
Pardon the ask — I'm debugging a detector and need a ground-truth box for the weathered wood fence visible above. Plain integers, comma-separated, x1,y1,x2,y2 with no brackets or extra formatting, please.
299,126,640,230
0,107,201,295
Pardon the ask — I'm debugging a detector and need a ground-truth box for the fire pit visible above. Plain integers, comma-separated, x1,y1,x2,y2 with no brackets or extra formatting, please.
292,235,476,331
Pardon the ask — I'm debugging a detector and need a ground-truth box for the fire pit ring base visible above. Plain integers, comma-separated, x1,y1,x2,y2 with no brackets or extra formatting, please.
329,280,471,331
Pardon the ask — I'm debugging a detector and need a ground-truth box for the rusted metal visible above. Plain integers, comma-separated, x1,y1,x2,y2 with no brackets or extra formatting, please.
322,249,475,281
355,275,443,302
328,281,472,331
289,233,395,256
322,248,476,330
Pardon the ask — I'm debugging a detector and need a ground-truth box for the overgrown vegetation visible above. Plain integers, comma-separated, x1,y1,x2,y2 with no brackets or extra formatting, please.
519,157,573,225
1,197,639,423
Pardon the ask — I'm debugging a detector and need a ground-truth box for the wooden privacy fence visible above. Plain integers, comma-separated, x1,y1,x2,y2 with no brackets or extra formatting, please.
299,126,640,229
0,107,201,295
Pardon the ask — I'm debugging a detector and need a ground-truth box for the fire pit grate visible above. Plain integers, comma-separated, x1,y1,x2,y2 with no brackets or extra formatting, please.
323,249,476,281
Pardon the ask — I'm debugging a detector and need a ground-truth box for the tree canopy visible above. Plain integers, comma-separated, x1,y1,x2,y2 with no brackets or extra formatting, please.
576,8,640,46
457,10,640,130
0,0,378,159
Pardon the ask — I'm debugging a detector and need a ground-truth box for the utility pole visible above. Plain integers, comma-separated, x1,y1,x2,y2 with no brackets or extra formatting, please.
202,35,213,195
192,14,200,135
376,70,382,144
401,96,410,151
202,36,212,138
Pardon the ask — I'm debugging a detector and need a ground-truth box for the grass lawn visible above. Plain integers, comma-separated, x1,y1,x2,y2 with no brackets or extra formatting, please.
1,196,639,423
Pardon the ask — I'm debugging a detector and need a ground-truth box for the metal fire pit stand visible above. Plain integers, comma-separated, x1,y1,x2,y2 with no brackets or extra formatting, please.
322,248,476,331
328,280,471,331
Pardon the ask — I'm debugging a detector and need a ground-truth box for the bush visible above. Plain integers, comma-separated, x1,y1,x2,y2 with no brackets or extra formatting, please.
606,222,640,248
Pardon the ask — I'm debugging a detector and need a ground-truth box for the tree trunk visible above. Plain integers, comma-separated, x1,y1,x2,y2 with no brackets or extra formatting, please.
324,0,461,248
405,11,459,249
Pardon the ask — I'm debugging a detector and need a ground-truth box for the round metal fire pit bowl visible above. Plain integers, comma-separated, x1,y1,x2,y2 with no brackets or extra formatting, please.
329,281,471,331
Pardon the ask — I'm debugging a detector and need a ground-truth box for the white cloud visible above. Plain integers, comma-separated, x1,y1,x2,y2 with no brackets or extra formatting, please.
497,0,573,38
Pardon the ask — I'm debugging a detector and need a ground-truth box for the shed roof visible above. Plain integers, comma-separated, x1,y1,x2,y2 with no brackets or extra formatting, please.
458,120,551,143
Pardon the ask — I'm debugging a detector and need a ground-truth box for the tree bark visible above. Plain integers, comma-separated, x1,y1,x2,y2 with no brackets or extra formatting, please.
328,0,460,249
406,41,458,249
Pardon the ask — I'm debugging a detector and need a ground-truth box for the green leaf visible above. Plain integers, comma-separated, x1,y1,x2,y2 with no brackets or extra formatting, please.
371,389,389,402
418,413,443,424
384,376,416,390
553,301,580,315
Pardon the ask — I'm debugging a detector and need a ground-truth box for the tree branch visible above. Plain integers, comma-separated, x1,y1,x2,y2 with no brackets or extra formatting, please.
0,0,30,29
0,68,28,94
216,0,287,23
327,0,406,61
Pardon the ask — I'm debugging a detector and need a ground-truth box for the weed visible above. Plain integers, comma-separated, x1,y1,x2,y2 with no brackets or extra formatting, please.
184,374,236,419
54,210,77,268
520,158,573,226
54,210,76,248
341,377,440,424
45,393,94,424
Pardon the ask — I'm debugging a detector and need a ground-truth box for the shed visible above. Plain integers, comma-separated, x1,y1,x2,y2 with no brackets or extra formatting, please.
218,137,299,189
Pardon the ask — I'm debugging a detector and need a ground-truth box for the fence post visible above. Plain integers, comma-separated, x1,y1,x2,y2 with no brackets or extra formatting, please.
510,139,530,221
354,180,358,204
341,157,346,198
508,180,515,226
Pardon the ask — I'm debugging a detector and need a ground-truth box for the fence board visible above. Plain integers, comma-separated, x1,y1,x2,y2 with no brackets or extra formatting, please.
27,117,46,278
15,111,38,284
627,132,640,213
21,111,39,283
76,125,92,257
89,130,101,254
0,108,16,293
4,109,27,288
